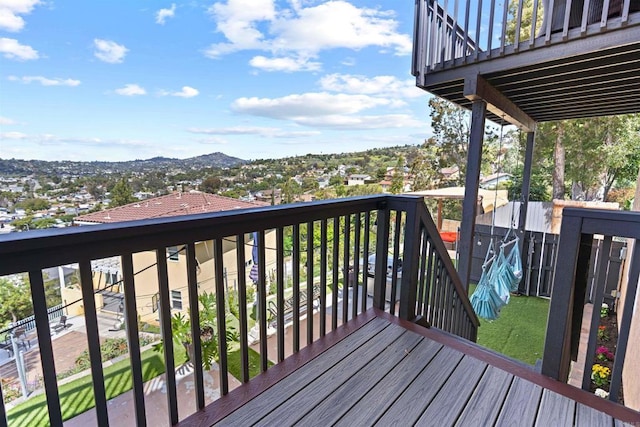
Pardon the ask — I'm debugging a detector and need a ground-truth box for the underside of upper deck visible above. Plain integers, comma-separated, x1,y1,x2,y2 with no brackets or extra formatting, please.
178,309,640,426
413,0,640,125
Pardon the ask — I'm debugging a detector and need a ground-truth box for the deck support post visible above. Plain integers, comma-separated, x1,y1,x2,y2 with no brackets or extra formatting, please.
541,214,591,382
458,99,486,291
519,131,535,231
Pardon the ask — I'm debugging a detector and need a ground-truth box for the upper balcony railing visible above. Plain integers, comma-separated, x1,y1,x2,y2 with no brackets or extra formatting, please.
412,0,640,79
0,195,477,426
542,208,640,403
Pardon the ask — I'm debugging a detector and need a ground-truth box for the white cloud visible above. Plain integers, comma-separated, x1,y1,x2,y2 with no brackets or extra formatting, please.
8,75,81,86
94,39,128,63
1,131,27,139
249,55,321,72
205,0,411,70
0,37,38,60
293,114,423,129
155,4,176,25
194,136,228,145
232,92,404,118
187,126,320,138
319,74,423,98
160,86,199,98
0,0,40,32
115,84,146,96
1,131,151,147
0,116,16,125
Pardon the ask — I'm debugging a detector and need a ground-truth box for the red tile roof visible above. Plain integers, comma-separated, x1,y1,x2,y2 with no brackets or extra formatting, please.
75,192,267,224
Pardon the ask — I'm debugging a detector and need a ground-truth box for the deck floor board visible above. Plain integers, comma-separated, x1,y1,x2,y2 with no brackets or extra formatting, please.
415,355,488,425
295,330,425,426
455,365,514,426
215,317,390,426
185,310,640,427
333,338,443,426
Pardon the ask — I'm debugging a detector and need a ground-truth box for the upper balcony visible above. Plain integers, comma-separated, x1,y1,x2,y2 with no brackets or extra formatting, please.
412,0,640,125
1,196,639,425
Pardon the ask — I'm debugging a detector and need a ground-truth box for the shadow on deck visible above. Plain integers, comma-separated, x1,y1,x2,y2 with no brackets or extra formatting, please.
178,309,640,426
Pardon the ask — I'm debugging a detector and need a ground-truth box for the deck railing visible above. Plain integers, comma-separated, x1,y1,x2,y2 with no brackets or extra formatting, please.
542,208,640,403
412,0,640,79
0,195,477,426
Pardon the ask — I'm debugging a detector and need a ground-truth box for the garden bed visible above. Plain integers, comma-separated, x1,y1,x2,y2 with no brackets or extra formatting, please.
589,306,624,403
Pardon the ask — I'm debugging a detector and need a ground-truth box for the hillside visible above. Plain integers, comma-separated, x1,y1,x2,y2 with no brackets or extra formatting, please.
0,152,246,177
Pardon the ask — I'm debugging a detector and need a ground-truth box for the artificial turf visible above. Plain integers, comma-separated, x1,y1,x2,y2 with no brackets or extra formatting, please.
470,284,551,365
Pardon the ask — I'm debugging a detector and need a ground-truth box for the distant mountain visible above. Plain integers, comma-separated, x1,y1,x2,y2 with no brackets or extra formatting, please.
0,152,246,176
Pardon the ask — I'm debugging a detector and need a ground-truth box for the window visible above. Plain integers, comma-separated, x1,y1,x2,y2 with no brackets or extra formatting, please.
152,293,159,313
167,246,180,261
171,290,182,310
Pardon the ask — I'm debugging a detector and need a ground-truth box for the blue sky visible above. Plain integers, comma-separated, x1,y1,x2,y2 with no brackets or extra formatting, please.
0,0,433,162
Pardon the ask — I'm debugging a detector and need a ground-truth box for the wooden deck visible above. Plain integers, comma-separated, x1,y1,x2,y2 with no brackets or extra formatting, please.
179,309,640,426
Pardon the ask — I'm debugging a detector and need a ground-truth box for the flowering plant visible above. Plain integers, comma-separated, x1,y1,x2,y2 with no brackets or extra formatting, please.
594,388,610,399
600,303,609,318
597,325,608,340
596,346,614,361
592,364,611,387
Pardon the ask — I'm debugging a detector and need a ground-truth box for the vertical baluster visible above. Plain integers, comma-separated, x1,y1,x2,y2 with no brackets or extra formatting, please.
451,0,459,60
441,0,449,64
545,0,555,43
487,0,496,54
332,217,340,329
416,229,428,317
186,243,205,406
373,207,391,310
121,253,146,425
500,0,509,53
621,0,630,24
429,0,439,69
293,224,301,352
580,0,590,34
601,0,611,28
474,0,483,60
531,0,540,42
352,213,361,318
213,239,229,392
581,236,612,390
234,236,250,382
461,0,471,62
156,249,178,424
28,270,62,427
320,220,328,337
361,212,371,313
389,212,403,316
342,214,351,323
276,228,286,361
609,239,640,402
306,222,314,345
257,230,268,371
425,240,436,322
78,260,108,427
562,0,573,39
514,0,524,49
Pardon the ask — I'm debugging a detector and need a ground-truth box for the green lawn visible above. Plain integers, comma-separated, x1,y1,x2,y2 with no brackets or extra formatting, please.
7,343,264,426
470,285,550,365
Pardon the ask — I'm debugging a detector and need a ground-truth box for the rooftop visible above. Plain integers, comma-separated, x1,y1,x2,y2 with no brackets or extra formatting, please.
74,191,267,224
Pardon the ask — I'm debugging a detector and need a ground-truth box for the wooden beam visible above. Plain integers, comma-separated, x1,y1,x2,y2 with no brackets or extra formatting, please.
464,75,536,132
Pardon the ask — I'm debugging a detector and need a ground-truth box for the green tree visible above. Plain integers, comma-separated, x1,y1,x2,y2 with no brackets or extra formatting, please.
16,198,50,213
282,179,302,204
109,178,136,207
0,277,33,325
390,156,405,194
200,176,222,193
